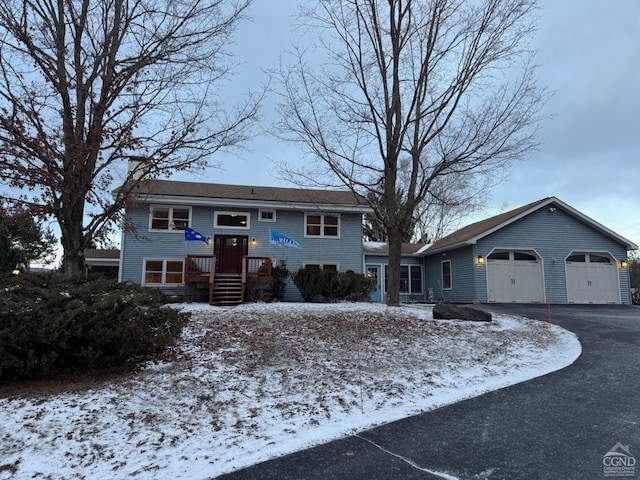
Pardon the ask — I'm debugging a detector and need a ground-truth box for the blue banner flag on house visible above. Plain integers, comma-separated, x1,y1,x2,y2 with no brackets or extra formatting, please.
185,227,208,243
270,229,302,249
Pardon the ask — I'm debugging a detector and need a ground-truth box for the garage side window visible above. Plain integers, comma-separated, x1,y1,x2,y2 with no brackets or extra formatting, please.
441,260,452,290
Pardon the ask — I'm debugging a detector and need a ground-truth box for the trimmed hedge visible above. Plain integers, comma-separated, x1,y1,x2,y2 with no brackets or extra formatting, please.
292,267,376,302
0,273,188,383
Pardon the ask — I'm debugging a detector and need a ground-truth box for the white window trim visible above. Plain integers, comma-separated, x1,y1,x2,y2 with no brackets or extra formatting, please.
142,258,185,286
304,213,341,238
384,264,423,295
258,209,276,222
441,260,452,290
303,262,340,271
214,211,251,230
148,205,192,232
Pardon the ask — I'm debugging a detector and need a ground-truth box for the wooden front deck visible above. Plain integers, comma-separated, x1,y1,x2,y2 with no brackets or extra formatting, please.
185,255,272,305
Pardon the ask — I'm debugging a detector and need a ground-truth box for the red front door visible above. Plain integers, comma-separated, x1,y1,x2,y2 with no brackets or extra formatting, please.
214,235,248,273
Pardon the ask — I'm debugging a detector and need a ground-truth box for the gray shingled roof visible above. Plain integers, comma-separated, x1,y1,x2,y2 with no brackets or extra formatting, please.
119,179,368,207
426,198,551,253
425,196,638,254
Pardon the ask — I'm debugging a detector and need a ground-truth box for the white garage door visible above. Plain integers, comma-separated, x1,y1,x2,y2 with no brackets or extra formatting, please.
566,253,619,304
487,250,544,303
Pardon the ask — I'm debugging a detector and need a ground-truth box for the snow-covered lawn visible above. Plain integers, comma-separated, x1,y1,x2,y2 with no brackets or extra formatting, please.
0,303,580,479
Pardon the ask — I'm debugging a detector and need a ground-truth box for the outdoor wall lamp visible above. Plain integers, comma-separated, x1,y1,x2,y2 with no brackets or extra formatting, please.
207,236,212,246
620,260,628,269
476,255,485,265
251,238,257,246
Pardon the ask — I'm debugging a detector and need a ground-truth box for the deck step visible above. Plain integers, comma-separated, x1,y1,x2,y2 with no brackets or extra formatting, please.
210,274,244,305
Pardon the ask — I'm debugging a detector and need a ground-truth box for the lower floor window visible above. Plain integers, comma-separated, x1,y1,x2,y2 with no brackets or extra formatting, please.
144,259,184,285
385,265,423,294
304,262,338,271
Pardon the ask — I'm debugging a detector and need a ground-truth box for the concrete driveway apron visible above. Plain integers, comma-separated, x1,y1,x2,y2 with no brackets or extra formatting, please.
218,305,640,480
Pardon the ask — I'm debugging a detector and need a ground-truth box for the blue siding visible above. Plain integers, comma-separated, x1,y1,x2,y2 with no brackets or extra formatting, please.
121,204,365,302
473,207,630,303
424,246,476,303
364,254,426,303
425,206,633,304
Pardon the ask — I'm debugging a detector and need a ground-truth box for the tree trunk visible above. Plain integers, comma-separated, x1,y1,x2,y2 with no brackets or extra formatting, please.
386,230,403,306
59,190,87,278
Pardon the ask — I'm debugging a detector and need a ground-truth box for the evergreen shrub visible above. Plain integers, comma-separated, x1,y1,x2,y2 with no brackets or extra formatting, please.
291,267,324,302
0,273,188,383
292,267,376,302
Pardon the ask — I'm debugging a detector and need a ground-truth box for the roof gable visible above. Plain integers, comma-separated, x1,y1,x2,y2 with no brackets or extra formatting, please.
425,197,638,254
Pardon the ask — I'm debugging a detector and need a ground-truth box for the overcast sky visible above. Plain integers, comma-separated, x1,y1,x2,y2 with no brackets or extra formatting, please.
175,0,640,247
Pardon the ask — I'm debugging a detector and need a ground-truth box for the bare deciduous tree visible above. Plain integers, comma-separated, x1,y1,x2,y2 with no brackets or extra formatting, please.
412,171,492,243
274,0,548,305
365,159,493,244
0,0,260,277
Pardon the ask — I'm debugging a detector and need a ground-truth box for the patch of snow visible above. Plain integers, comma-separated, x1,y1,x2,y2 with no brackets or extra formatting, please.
363,241,387,251
415,243,433,254
0,303,580,479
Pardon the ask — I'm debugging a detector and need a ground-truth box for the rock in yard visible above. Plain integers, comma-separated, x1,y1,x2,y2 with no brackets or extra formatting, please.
432,303,492,322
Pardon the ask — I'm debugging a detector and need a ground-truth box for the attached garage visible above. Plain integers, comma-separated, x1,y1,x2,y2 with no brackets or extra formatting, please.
422,197,637,304
487,250,544,303
566,253,619,304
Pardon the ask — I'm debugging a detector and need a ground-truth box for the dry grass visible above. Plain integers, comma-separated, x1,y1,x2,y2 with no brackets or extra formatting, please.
0,303,575,479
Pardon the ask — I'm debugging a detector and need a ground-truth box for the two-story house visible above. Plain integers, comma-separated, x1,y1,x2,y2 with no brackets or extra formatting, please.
116,180,637,305
116,179,372,304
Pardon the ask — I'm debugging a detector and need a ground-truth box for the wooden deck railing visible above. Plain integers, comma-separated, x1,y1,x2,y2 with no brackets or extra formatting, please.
186,255,272,284
244,256,272,280
187,255,271,304
185,255,214,283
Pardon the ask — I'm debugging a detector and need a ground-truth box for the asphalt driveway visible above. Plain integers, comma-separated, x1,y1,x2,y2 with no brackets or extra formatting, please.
218,304,640,480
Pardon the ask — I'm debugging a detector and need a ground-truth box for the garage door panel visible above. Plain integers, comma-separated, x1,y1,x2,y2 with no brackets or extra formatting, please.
566,254,618,304
488,261,512,302
514,262,544,303
566,264,589,303
487,251,543,303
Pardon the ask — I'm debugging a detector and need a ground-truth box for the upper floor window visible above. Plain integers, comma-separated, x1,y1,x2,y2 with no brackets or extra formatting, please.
149,206,191,231
305,213,340,238
214,211,250,229
259,209,276,222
